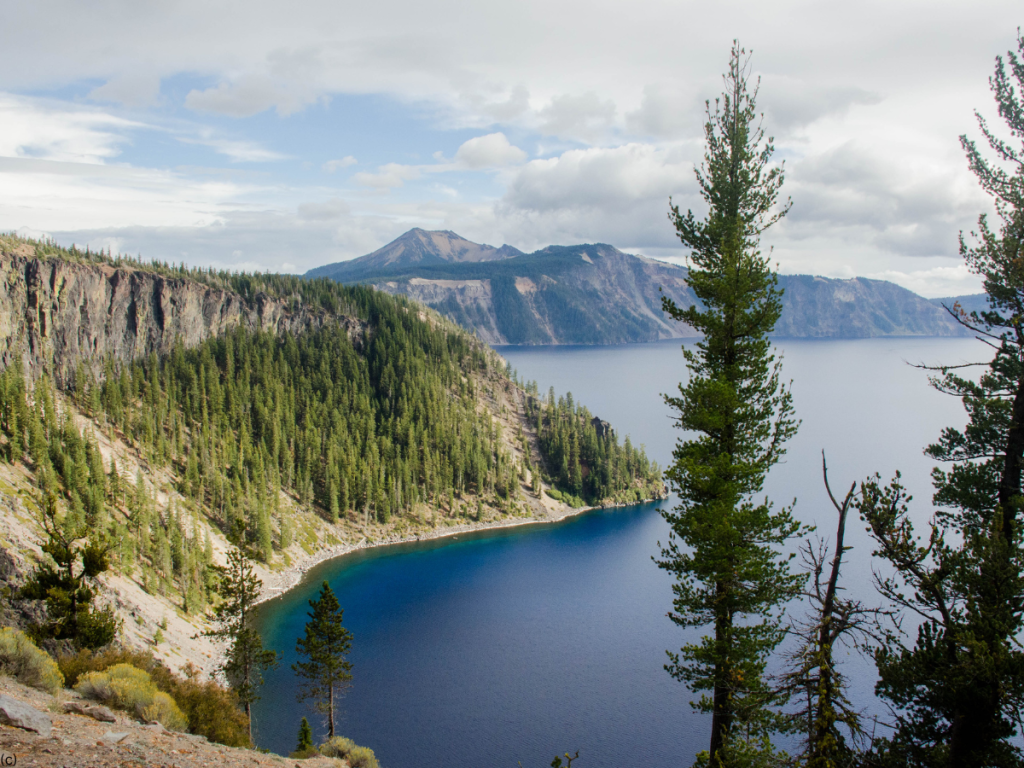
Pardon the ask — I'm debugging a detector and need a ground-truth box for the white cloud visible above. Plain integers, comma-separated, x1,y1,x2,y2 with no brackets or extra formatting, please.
297,198,351,221
866,264,981,299
759,78,883,135
783,141,989,258
178,132,288,162
0,156,254,231
453,133,526,169
0,0,1017,290
185,75,322,117
87,73,163,108
503,143,694,212
0,94,143,164
323,156,357,172
538,92,617,142
625,83,705,139
353,163,422,189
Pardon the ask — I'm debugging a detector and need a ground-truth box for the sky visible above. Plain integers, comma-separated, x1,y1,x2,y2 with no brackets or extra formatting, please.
0,1,1019,297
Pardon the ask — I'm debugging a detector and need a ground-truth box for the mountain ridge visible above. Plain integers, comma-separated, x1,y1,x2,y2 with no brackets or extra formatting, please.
308,228,523,281
308,230,977,343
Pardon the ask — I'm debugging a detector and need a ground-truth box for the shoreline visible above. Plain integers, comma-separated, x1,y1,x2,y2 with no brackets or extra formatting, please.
254,495,666,609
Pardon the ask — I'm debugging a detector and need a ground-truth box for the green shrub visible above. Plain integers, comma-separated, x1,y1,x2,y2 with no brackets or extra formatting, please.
320,736,379,768
75,663,188,731
0,627,64,693
59,649,251,747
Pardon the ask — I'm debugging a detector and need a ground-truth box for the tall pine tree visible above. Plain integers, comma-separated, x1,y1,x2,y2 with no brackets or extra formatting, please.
203,539,279,744
656,42,804,767
293,580,353,740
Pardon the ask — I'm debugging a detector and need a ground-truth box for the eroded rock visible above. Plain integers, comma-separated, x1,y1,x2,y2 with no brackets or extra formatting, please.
0,693,52,737
63,701,117,722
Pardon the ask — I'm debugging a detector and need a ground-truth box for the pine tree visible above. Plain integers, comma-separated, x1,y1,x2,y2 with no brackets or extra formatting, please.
293,580,353,740
19,491,121,649
859,32,1024,768
295,716,314,755
656,42,804,766
203,540,279,743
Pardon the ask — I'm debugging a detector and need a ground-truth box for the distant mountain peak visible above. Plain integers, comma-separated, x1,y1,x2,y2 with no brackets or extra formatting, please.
307,229,524,279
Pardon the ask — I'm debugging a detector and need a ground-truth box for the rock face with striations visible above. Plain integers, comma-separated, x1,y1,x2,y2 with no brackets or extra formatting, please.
0,245,363,386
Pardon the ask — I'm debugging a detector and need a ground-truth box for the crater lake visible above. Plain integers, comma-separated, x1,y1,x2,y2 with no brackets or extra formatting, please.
252,337,977,768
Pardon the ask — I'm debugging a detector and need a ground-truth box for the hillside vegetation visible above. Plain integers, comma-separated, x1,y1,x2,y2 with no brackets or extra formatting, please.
0,234,662,676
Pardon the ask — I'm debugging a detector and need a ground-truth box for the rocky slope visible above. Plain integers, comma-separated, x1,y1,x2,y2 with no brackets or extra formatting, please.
0,675,347,768
308,229,971,343
0,235,361,387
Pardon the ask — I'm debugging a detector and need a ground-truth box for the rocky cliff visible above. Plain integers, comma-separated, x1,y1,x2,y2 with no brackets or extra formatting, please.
0,239,362,386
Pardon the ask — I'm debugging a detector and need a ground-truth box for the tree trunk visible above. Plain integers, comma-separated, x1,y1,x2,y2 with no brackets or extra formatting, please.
329,684,335,739
997,376,1024,535
709,588,733,762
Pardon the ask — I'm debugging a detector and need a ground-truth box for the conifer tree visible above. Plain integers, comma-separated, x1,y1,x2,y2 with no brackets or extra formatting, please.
204,537,279,743
859,32,1024,768
293,580,353,740
20,491,120,649
295,716,314,755
656,42,803,766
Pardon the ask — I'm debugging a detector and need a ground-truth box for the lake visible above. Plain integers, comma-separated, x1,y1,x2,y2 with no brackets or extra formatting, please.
252,337,980,767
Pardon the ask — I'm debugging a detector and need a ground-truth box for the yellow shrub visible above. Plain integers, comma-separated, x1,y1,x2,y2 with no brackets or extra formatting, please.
348,745,379,768
0,627,64,694
59,649,250,746
140,691,188,732
319,736,357,758
320,736,379,768
75,663,186,731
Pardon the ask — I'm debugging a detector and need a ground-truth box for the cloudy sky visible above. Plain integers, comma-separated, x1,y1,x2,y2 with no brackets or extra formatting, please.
0,1,1019,296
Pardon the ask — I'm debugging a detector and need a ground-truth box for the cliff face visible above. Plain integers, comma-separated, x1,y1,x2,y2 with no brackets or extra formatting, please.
0,249,362,386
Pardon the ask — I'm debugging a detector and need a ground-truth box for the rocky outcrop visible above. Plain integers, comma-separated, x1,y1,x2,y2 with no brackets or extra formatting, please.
0,692,52,736
0,251,365,386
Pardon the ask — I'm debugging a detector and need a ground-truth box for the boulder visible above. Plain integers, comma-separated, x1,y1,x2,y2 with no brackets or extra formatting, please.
63,701,117,722
97,731,129,747
0,693,52,737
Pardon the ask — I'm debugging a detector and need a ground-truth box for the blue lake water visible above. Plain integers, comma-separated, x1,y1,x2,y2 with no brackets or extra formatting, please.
252,337,981,767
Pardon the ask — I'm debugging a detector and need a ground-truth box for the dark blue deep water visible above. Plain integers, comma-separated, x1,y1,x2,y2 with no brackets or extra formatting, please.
253,337,980,767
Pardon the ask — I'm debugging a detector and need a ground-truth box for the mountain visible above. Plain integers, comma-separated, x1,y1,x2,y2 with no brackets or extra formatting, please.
0,233,662,687
932,293,990,318
307,228,523,282
307,230,972,343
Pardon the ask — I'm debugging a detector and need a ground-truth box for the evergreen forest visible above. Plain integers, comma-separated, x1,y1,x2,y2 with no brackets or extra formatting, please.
0,257,661,621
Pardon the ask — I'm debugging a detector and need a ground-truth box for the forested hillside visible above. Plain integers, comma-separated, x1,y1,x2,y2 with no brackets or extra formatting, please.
0,234,662,674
